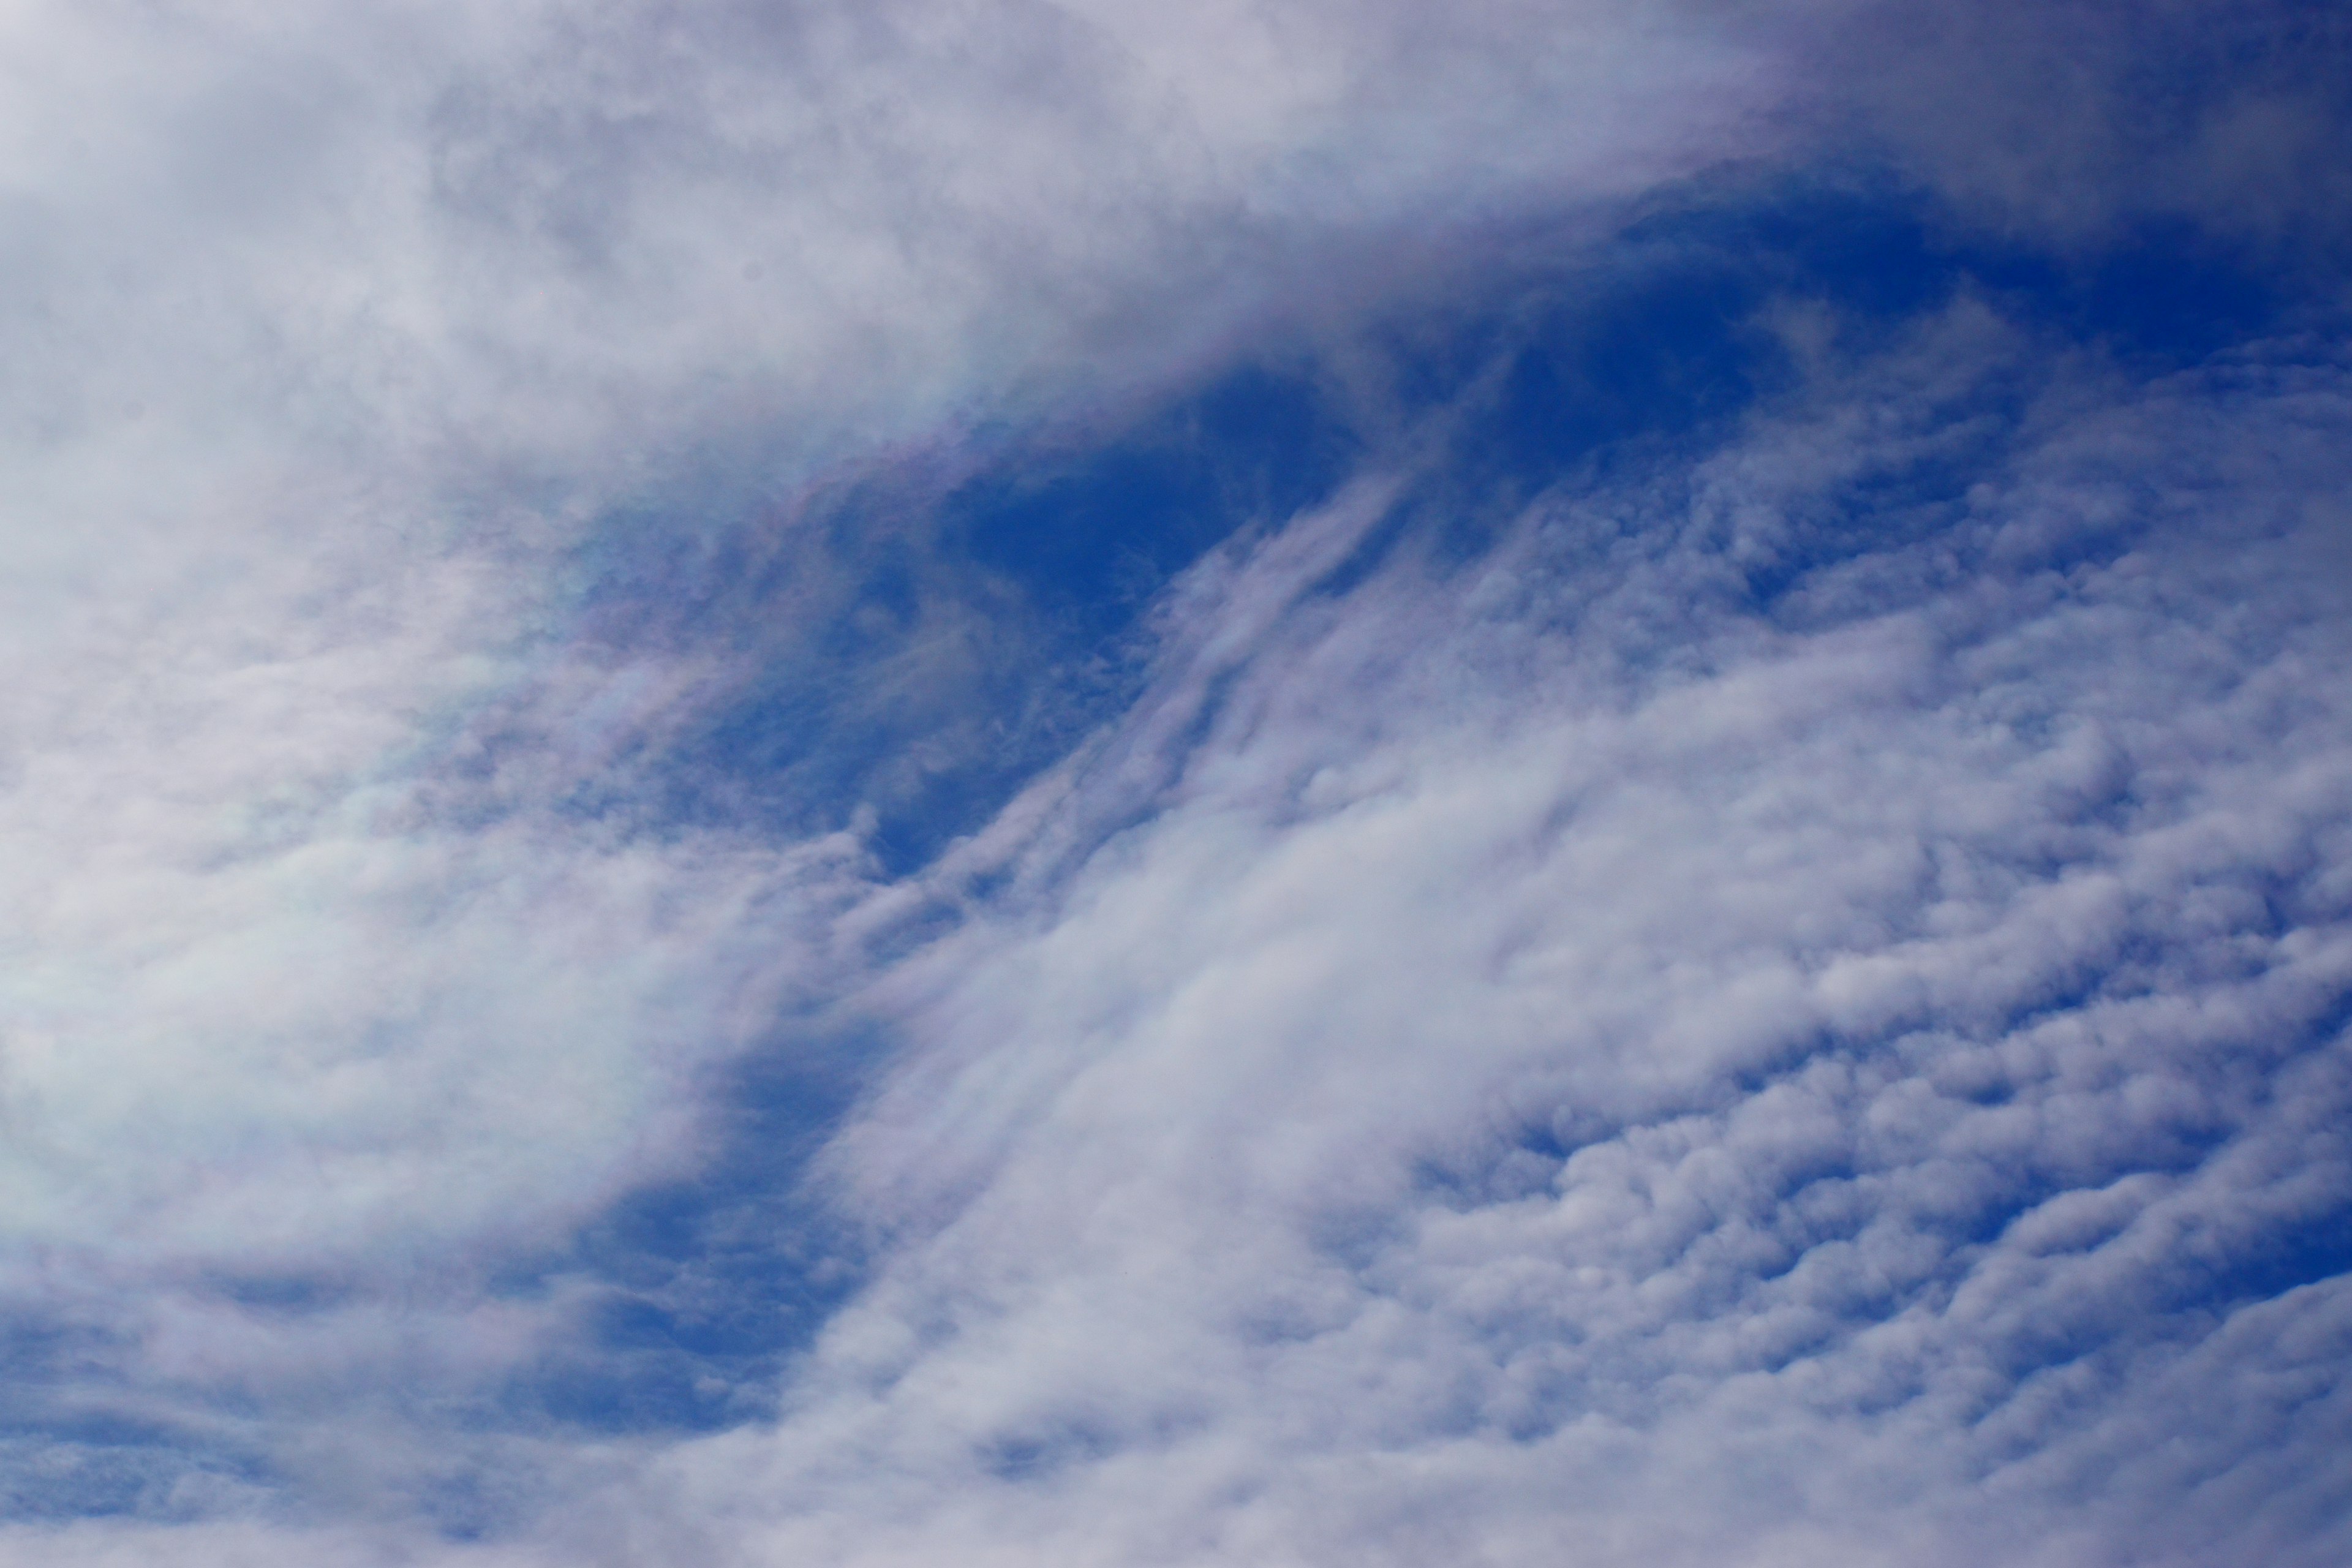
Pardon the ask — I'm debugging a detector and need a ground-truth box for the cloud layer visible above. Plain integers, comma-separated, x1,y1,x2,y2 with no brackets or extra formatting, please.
0,0,2345,1561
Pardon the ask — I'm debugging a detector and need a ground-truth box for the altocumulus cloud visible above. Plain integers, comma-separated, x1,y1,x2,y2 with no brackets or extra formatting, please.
0,1,2346,1564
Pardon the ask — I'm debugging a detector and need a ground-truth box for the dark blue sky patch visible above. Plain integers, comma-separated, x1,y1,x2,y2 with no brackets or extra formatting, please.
1278,179,2027,598
2215,1215,2352,1312
487,1022,876,1437
1970,217,2286,369
943,365,1360,627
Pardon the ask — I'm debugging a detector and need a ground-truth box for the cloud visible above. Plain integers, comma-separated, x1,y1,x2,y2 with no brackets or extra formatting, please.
0,0,2345,1558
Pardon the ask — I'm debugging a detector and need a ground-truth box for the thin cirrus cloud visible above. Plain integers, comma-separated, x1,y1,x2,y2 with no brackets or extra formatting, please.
0,0,2346,1562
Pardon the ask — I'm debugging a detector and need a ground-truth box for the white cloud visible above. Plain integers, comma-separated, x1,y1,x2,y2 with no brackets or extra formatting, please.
0,0,2345,1556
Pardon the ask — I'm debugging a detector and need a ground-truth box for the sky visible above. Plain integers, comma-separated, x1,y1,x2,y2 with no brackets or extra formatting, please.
0,1,2348,1563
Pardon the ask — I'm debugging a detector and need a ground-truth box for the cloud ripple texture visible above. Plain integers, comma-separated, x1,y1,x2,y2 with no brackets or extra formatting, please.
0,1,2345,1563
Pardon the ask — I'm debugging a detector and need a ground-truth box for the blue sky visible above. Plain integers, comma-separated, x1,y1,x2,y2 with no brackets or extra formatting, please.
1,2,2348,1563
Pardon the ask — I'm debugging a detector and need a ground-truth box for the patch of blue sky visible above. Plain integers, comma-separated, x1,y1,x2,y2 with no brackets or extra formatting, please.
493,1028,879,1437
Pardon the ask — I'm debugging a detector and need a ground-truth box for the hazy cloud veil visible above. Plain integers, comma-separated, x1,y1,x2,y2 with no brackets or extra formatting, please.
0,1,2346,1563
